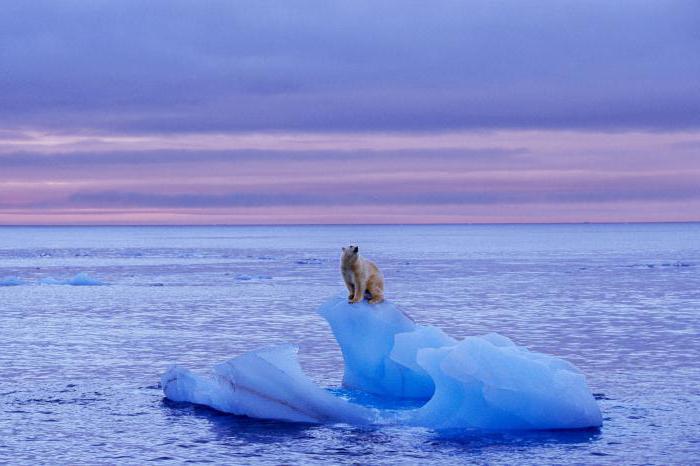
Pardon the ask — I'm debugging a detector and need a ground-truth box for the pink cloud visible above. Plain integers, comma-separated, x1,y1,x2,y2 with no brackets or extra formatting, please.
1,129,699,224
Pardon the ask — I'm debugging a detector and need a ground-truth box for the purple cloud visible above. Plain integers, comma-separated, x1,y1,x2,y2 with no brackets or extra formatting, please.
0,0,698,134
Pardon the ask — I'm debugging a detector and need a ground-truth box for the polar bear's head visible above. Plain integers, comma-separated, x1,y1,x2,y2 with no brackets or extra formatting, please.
341,244,359,263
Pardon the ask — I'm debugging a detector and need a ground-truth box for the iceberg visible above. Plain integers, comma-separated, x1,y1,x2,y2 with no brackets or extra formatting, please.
411,334,603,430
320,297,601,429
0,276,25,286
318,295,456,399
40,272,107,286
161,344,374,425
162,295,602,431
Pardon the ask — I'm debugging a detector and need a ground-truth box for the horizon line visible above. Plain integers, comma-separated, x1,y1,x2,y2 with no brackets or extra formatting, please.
0,220,698,227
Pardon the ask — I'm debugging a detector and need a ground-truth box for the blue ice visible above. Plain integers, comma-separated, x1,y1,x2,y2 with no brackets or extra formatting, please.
161,344,374,425
40,272,106,286
318,295,456,399
235,274,273,281
410,334,603,429
162,296,602,430
0,276,25,286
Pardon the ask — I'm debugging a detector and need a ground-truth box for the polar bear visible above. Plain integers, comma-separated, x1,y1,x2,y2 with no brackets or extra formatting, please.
340,245,384,304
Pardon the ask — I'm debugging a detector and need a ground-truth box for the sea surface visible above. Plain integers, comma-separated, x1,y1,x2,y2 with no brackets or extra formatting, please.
0,224,698,465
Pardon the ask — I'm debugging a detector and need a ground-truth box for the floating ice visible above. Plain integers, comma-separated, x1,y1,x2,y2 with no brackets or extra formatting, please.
161,344,374,425
235,274,273,281
40,273,107,286
319,296,601,429
411,334,603,430
67,273,106,286
318,295,456,399
0,276,24,286
296,258,323,265
162,296,602,430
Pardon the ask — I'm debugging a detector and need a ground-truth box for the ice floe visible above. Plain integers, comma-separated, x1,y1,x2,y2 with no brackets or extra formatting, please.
235,274,273,281
0,276,25,286
295,258,323,265
162,295,602,431
318,295,456,399
161,344,374,425
410,334,603,429
40,272,107,286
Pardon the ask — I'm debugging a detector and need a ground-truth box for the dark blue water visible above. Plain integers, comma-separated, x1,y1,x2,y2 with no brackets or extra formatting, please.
1,224,698,464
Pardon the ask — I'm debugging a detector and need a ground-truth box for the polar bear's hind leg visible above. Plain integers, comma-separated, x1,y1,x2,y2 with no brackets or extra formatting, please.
367,276,384,304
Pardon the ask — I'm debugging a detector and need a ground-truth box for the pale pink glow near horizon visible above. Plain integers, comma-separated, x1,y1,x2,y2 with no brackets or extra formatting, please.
1,128,699,225
3,200,700,225
1,128,698,154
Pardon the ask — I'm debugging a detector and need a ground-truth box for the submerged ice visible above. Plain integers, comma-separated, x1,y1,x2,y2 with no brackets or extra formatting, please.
162,296,602,430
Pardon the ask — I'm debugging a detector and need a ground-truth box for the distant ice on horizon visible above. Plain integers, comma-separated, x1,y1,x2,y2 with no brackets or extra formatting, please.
0,276,25,286
39,272,107,286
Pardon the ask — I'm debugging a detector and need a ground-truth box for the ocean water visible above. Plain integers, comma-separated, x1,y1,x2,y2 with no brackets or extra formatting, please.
0,224,698,465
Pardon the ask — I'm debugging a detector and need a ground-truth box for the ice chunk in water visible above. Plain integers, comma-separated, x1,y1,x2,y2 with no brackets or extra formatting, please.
318,296,602,429
0,276,24,286
40,273,106,286
66,272,106,285
318,295,453,399
411,334,603,429
163,296,602,430
161,344,374,425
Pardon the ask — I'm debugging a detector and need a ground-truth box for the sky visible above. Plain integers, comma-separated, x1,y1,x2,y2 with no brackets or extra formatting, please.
1,0,699,224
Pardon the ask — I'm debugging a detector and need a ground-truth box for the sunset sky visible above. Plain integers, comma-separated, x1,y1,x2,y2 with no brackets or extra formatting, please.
1,0,699,224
